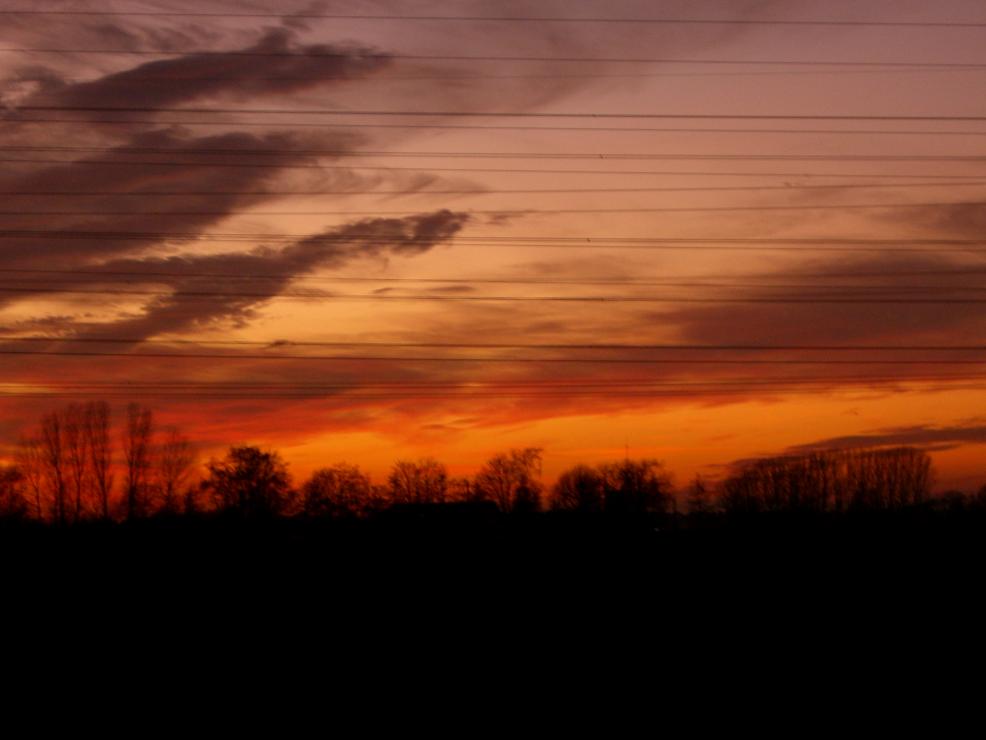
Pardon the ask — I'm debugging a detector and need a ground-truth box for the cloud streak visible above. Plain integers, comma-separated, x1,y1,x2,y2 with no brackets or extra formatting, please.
783,421,986,455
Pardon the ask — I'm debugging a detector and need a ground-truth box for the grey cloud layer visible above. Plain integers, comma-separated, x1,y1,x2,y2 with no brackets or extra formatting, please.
784,422,986,455
663,252,986,347
1,210,469,341
6,28,390,113
0,23,474,343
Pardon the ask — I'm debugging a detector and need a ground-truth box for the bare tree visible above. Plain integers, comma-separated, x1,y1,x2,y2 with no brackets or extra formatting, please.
598,459,674,515
0,466,28,521
158,427,195,515
40,411,67,525
719,447,934,515
446,477,475,503
474,447,544,513
687,475,713,515
551,464,603,512
63,403,89,524
388,458,448,505
85,401,113,520
15,435,45,520
122,403,153,520
303,463,374,518
204,445,293,518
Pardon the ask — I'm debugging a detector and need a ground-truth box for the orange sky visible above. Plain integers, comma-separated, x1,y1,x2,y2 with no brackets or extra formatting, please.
1,0,986,491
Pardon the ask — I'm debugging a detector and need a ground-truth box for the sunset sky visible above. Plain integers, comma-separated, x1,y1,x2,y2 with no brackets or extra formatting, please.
2,0,986,492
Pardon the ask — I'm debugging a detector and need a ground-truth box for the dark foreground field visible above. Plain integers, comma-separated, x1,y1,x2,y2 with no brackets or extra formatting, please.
6,509,986,588
6,510,984,665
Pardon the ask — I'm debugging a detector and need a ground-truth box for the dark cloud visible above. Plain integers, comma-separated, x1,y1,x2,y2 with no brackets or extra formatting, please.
3,210,469,341
889,202,986,240
0,24,467,337
0,127,367,268
5,28,389,113
783,421,986,455
661,252,986,347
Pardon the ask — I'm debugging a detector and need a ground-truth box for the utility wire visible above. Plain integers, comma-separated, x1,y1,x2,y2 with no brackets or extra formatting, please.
0,385,972,403
5,337,986,351
2,231,984,253
1,286,984,303
5,157,985,179
8,145,986,162
0,200,980,216
2,266,985,283
0,385,977,400
27,69,986,81
3,373,985,388
10,104,986,119
0,349,980,364
6,181,986,197
8,118,986,136
3,233,982,244
7,50,986,69
3,11,986,28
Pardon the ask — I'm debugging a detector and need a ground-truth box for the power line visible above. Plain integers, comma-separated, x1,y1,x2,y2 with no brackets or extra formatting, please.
0,349,981,365
5,157,985,180
30,69,986,82
0,200,981,216
7,145,986,162
5,337,986,352
11,197,986,218
0,384,976,400
3,11,986,28
4,372,985,387
3,233,982,244
9,117,986,136
3,265,986,284
10,104,986,120
7,50,986,69
0,384,978,400
7,181,986,197
2,231,984,253
3,375,982,387
1,286,985,303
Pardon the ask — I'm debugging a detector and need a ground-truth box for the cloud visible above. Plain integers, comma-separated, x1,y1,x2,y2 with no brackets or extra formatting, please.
782,421,986,455
3,28,390,114
2,209,469,341
886,202,986,240
0,128,374,266
661,252,986,347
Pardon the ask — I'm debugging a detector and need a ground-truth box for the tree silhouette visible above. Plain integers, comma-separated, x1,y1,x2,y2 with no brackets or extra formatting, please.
720,447,934,515
598,459,674,515
15,435,45,520
0,466,27,521
158,428,196,515
203,445,293,519
474,448,544,513
63,403,88,524
85,401,114,520
302,463,374,518
388,458,448,505
122,403,153,520
40,411,67,525
551,464,603,512
687,475,713,515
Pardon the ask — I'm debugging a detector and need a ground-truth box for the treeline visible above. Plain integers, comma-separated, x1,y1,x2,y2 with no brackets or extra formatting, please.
4,402,194,523
1,401,985,526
